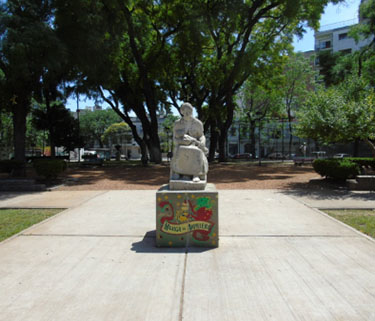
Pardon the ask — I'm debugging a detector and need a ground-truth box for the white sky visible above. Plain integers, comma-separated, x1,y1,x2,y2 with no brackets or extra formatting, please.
67,0,362,111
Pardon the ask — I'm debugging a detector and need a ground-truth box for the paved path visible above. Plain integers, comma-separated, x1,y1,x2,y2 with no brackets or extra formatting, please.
0,190,374,321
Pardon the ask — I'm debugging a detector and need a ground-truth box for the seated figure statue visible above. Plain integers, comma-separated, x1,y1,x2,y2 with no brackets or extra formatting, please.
169,102,208,190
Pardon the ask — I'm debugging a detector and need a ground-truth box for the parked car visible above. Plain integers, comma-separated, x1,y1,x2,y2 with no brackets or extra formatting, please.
233,153,252,159
82,152,104,166
267,152,286,160
333,153,351,158
311,151,326,159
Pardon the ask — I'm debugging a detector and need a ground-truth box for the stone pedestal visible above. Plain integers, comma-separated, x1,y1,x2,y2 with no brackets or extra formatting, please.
156,184,218,247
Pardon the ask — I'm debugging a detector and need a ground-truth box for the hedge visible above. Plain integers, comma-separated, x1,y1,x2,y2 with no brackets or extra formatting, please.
33,159,66,180
345,157,375,169
313,158,360,180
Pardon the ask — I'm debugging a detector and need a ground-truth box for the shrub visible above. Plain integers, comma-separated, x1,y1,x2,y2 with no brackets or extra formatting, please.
0,160,24,174
313,158,360,180
33,159,66,180
346,157,375,169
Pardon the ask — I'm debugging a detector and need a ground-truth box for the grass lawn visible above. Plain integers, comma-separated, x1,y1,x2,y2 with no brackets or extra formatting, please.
0,208,63,242
324,209,375,239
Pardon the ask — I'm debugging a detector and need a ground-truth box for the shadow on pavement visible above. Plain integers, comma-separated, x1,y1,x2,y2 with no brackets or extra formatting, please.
0,191,40,203
131,230,214,253
282,188,375,201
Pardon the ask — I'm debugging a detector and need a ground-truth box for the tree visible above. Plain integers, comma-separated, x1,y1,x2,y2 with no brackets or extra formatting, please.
350,0,375,82
159,114,179,153
280,53,318,156
167,0,341,162
102,122,132,159
54,0,184,164
79,109,122,148
296,77,375,156
0,110,13,159
0,0,67,165
32,102,84,153
54,0,341,163
236,73,283,159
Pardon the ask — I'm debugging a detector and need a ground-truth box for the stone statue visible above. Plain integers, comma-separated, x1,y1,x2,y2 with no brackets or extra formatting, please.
169,102,208,190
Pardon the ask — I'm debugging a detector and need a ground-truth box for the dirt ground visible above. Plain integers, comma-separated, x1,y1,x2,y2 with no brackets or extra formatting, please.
55,161,320,190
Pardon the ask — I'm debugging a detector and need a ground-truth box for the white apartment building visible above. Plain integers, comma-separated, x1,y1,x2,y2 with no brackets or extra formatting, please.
314,0,373,56
315,19,368,54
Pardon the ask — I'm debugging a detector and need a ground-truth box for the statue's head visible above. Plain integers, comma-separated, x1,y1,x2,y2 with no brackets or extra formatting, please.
180,102,193,118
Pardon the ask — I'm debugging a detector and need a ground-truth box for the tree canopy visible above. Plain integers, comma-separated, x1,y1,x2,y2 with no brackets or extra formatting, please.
79,108,122,148
54,0,340,162
296,77,375,156
0,0,343,166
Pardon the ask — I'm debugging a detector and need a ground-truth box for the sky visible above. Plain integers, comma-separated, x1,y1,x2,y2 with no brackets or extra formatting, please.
67,0,362,111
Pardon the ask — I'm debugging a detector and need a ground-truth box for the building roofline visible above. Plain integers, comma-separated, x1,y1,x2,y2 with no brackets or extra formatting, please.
316,18,358,33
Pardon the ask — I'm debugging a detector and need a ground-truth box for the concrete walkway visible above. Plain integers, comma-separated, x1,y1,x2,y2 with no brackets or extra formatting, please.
0,190,374,321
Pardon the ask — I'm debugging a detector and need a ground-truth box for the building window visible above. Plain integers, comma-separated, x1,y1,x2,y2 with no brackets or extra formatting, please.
319,40,331,49
339,33,348,40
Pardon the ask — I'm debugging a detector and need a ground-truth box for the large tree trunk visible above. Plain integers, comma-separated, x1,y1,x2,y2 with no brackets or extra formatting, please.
217,96,236,162
12,105,27,176
140,140,149,166
218,132,227,162
45,94,56,158
147,122,162,164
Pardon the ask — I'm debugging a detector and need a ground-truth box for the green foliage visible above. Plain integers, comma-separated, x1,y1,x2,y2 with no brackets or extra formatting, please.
318,50,351,86
313,158,360,180
54,0,338,163
0,160,24,173
32,102,84,152
79,109,121,148
0,111,13,158
0,0,69,162
346,157,375,169
101,122,131,146
296,77,375,154
296,87,348,142
33,159,66,179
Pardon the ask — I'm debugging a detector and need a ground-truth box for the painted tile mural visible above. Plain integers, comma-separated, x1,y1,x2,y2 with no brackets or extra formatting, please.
156,187,218,247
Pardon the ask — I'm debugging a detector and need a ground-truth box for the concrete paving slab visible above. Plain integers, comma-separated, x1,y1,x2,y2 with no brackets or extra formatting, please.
28,190,358,238
0,191,105,209
220,190,358,236
282,189,375,209
1,189,375,321
184,237,375,321
0,235,184,321
29,191,156,236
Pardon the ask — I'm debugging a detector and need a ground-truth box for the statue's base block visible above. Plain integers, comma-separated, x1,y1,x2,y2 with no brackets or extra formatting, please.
169,179,207,190
156,183,218,247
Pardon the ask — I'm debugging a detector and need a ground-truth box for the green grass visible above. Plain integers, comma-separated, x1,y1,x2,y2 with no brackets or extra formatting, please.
0,208,63,242
324,209,375,239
